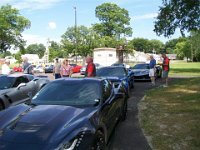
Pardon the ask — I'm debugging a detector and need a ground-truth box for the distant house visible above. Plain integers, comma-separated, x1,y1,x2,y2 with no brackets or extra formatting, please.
93,48,118,66
21,54,40,64
166,54,177,60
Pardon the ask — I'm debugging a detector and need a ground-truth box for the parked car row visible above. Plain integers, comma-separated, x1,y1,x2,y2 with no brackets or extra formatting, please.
0,77,127,149
0,62,162,149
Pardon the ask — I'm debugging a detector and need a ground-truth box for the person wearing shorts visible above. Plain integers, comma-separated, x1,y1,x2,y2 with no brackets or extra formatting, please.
149,55,156,86
162,53,170,87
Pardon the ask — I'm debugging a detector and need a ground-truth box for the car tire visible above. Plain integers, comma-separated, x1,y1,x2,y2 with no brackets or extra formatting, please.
121,99,127,121
131,79,134,89
92,131,105,150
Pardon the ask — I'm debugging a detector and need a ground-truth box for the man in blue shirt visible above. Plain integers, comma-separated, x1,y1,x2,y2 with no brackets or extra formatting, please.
149,55,156,86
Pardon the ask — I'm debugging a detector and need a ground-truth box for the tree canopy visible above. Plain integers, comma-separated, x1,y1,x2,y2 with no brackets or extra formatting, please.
154,0,200,37
61,26,98,57
0,5,31,53
93,3,132,38
25,43,46,58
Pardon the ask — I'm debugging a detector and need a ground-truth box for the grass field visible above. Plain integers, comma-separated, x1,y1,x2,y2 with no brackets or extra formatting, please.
139,77,200,150
169,61,200,77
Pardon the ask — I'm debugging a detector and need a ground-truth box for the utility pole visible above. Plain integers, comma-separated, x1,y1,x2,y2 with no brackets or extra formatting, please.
74,6,78,64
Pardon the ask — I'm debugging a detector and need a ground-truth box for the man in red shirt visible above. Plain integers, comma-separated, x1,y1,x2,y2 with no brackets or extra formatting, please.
85,56,96,77
162,53,170,87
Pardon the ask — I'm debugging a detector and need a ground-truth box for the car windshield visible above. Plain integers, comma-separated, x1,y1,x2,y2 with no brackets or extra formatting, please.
132,64,150,69
0,76,15,90
32,80,100,106
96,67,127,77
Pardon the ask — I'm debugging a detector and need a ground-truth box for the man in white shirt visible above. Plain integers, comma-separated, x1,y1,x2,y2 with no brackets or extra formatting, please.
1,60,11,75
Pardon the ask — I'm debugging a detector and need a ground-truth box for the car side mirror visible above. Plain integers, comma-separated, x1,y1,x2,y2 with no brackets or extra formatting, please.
17,83,26,89
94,99,100,106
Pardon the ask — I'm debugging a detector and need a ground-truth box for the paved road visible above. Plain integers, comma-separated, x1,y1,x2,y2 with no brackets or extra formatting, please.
108,79,163,150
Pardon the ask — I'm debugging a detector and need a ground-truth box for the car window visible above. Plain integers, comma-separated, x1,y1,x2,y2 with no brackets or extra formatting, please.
132,64,150,69
102,80,112,102
13,77,29,87
97,67,127,77
32,81,100,106
0,76,15,90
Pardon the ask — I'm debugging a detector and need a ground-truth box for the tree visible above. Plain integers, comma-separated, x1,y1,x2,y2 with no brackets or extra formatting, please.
149,40,164,54
154,0,200,37
48,41,64,61
61,26,99,57
0,5,31,52
93,3,132,38
165,37,187,53
174,40,191,60
25,44,46,58
190,30,200,61
129,38,150,53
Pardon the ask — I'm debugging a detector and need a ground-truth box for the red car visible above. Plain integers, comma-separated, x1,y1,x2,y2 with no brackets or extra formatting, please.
70,64,82,73
13,66,23,72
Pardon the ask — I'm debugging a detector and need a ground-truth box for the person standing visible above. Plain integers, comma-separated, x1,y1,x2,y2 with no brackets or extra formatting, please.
85,56,96,77
60,59,72,77
149,55,156,86
1,60,11,75
22,57,34,75
53,58,61,79
162,53,170,87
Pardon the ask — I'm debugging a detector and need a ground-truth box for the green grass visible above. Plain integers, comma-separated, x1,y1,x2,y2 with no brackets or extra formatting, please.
139,77,200,150
169,61,200,77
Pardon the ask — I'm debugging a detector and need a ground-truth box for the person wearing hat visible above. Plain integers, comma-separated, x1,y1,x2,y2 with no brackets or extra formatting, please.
1,59,11,75
53,58,61,79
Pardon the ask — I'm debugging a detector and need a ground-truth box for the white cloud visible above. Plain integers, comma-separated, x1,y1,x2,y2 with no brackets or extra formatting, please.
132,13,158,20
48,22,57,30
1,0,65,10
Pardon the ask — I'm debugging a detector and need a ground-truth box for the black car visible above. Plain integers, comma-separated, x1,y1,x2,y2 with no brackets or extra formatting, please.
0,74,34,93
44,65,54,73
0,77,50,110
130,63,162,81
0,78,127,149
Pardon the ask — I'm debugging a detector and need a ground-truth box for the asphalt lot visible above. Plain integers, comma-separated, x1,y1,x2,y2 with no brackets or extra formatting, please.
107,80,160,150
0,71,163,149
38,72,163,150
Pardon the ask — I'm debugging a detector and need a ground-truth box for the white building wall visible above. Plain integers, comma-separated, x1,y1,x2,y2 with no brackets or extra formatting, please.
93,48,117,66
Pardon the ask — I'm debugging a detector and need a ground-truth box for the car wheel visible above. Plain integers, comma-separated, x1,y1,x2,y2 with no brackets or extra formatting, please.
121,100,127,121
91,131,105,150
131,79,134,89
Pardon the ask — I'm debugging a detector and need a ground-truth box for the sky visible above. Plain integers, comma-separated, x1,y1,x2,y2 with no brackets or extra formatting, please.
0,0,182,47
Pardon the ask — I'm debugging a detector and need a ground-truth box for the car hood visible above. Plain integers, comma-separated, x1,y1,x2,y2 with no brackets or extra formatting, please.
104,76,125,82
0,88,12,95
131,69,149,75
0,104,96,144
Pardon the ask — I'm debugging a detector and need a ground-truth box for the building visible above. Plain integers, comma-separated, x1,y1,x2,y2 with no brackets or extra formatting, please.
93,48,118,66
21,54,40,64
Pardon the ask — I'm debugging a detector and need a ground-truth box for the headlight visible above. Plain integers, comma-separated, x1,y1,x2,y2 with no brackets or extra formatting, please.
122,80,127,85
56,139,78,150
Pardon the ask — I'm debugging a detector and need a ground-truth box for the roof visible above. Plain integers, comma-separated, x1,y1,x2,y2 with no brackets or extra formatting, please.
94,48,116,51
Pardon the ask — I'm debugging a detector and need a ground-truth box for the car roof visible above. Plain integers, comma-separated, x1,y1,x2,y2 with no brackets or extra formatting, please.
99,66,125,69
3,74,32,78
53,77,105,83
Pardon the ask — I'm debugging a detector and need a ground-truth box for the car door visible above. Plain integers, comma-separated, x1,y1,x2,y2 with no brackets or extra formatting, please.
8,76,32,104
100,80,120,136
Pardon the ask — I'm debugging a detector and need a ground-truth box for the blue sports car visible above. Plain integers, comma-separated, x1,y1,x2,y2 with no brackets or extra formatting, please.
96,66,134,97
0,78,127,150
